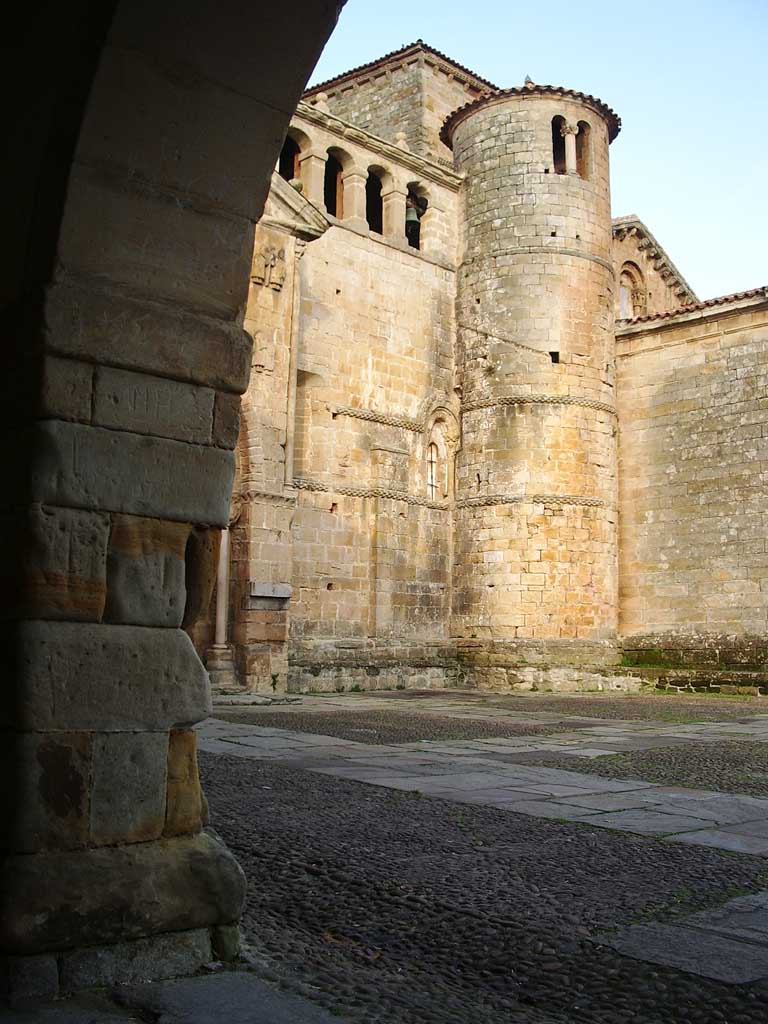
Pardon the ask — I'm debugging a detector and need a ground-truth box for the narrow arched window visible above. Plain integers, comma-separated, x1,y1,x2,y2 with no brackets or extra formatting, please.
618,263,647,319
576,121,591,179
405,186,427,250
366,170,383,233
278,136,300,182
551,116,566,175
324,153,344,217
427,443,439,500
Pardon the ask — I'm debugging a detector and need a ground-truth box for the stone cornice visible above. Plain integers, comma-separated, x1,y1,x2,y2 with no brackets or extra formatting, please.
612,216,697,306
294,103,462,191
442,84,621,147
303,39,498,97
261,172,330,240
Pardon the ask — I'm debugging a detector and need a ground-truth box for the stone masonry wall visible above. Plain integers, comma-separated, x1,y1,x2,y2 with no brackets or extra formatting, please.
616,301,768,670
288,218,458,687
317,61,426,152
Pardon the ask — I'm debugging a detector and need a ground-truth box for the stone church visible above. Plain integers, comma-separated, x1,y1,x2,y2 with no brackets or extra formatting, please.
194,41,768,697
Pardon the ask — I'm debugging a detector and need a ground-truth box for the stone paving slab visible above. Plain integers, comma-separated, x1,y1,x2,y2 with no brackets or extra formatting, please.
494,800,605,822
117,972,346,1023
684,892,768,945
669,831,768,855
598,923,768,983
581,808,713,835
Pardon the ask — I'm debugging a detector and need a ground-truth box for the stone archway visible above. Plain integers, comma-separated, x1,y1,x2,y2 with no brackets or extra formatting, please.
1,0,344,999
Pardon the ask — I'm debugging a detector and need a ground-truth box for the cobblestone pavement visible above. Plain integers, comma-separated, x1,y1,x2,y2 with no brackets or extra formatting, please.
194,691,768,1019
520,741,768,799
199,752,768,1024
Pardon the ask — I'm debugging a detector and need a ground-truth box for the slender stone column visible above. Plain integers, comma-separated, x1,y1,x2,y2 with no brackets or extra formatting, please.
299,151,327,207
382,186,408,243
206,528,238,690
341,168,368,229
562,122,579,174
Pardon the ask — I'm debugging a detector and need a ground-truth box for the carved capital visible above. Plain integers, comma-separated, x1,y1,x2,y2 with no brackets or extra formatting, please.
560,122,579,137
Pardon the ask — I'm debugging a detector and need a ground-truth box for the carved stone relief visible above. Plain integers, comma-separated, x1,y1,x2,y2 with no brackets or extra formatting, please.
251,245,287,291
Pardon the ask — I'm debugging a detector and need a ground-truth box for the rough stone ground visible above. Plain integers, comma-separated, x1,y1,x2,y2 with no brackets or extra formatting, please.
522,741,768,799
217,708,594,744
220,689,768,728
200,751,768,1024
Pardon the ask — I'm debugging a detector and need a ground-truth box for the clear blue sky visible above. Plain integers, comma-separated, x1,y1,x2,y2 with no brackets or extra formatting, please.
309,0,766,300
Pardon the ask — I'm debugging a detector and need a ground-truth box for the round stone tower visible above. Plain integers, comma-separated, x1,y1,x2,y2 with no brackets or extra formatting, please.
442,85,621,658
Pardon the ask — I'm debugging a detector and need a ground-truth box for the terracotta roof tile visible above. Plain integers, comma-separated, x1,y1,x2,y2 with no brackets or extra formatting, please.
304,40,499,97
441,84,621,146
621,287,768,325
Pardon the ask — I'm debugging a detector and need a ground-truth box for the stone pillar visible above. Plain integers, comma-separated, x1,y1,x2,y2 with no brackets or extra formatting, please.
341,168,368,229
299,151,327,207
381,185,408,243
206,528,238,690
419,202,447,261
0,0,343,1001
562,122,579,174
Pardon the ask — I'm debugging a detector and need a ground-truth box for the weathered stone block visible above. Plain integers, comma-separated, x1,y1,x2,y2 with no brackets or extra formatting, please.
93,366,214,444
1,621,211,732
0,953,58,1004
90,733,169,846
210,924,241,962
58,928,212,993
165,730,203,837
0,830,246,955
40,355,93,422
105,515,191,627
0,505,110,622
45,277,253,393
58,165,255,319
213,392,241,449
182,527,221,630
14,420,234,526
77,45,286,223
0,732,91,854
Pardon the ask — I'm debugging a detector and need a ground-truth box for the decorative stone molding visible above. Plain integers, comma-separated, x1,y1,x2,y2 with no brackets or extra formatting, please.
331,404,422,432
462,394,617,416
455,493,611,509
293,477,449,510
239,488,297,507
461,246,615,275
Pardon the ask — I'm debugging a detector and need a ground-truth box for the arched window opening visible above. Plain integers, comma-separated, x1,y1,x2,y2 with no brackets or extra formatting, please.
405,186,428,249
324,153,344,217
576,121,591,179
278,135,300,182
427,443,439,501
618,263,647,319
551,116,566,175
366,170,383,234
